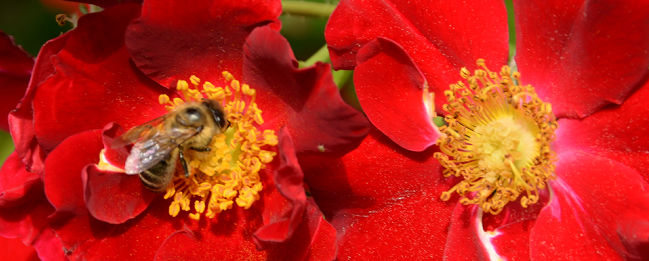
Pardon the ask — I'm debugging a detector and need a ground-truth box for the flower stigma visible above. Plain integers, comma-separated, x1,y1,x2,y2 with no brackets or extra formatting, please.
158,72,278,220
433,59,557,215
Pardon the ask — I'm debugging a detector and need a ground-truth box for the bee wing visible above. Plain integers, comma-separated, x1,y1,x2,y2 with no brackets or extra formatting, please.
112,114,171,148
124,127,199,175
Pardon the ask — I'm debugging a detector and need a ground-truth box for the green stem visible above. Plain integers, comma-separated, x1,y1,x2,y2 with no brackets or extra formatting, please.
332,70,353,90
282,1,337,18
303,44,330,67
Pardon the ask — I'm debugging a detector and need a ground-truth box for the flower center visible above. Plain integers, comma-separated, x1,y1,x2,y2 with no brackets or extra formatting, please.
158,72,277,220
434,59,557,215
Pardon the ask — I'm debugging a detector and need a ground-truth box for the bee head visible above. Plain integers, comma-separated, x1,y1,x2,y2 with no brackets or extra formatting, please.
176,107,205,128
201,99,228,131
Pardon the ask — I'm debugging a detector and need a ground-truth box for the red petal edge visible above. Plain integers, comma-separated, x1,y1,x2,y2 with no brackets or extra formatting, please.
243,26,370,157
252,127,307,249
0,31,33,132
354,37,440,151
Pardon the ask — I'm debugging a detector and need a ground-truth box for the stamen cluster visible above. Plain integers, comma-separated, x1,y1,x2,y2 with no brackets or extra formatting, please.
434,59,558,215
159,72,277,220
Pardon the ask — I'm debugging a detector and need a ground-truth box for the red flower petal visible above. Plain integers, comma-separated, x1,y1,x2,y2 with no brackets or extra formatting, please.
355,37,440,151
514,0,649,118
44,129,103,214
100,122,128,169
530,151,649,260
253,127,307,249
0,152,41,208
243,26,370,157
7,29,69,174
325,0,509,110
32,4,173,152
82,165,155,224
125,0,282,87
0,236,40,261
301,128,455,259
443,204,486,260
0,31,33,132
554,81,649,183
489,219,535,260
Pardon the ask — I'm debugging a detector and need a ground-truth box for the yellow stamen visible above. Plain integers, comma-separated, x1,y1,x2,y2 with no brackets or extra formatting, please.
434,59,557,215
160,73,277,219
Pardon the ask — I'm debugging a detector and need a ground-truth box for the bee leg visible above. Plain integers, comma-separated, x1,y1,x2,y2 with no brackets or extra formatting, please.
178,147,190,178
190,147,210,152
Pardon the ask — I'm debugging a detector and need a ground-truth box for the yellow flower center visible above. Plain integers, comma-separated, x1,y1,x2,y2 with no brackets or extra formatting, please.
434,59,557,215
157,72,278,220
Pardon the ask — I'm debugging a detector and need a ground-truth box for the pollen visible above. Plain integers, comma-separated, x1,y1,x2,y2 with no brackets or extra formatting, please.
158,72,277,219
434,59,558,215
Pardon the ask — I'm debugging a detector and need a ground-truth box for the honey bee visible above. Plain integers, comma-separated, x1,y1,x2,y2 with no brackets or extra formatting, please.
114,99,229,192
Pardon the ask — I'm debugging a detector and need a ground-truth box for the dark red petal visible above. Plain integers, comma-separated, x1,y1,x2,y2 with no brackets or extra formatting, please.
32,4,173,152
243,26,370,157
265,200,338,261
51,198,178,261
554,81,649,183
70,0,143,8
0,194,56,258
355,37,440,151
253,127,307,249
0,236,40,261
125,0,282,87
82,165,155,224
325,0,509,107
530,152,649,260
514,0,649,118
30,227,67,261
44,129,103,214
301,128,455,259
0,152,41,208
0,31,33,132
8,31,69,174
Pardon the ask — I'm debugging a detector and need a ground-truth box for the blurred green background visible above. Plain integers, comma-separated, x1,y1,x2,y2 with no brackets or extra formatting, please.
0,0,515,167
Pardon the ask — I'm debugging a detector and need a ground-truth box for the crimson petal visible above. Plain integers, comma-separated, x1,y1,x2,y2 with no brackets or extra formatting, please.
125,0,282,87
0,236,40,261
554,81,649,183
530,152,649,260
44,129,103,214
100,122,128,169
0,152,41,208
325,0,509,110
8,31,69,174
243,26,370,157
32,4,173,152
301,128,455,259
514,0,649,118
0,31,33,132
355,37,440,151
253,127,307,249
82,165,155,224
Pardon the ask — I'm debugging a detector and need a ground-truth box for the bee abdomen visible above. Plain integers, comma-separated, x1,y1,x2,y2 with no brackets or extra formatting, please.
139,170,171,192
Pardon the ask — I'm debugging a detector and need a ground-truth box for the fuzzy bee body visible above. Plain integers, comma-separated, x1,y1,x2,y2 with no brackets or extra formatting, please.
115,99,229,192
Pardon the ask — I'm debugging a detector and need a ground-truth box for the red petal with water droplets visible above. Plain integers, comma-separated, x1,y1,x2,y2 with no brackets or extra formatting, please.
530,152,649,260
354,37,440,151
325,0,509,111
125,0,282,87
301,128,455,259
243,26,370,157
514,0,649,118
32,4,173,153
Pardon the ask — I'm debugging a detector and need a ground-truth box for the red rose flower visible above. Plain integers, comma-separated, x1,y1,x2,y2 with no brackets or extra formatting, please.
308,0,649,259
2,1,369,260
